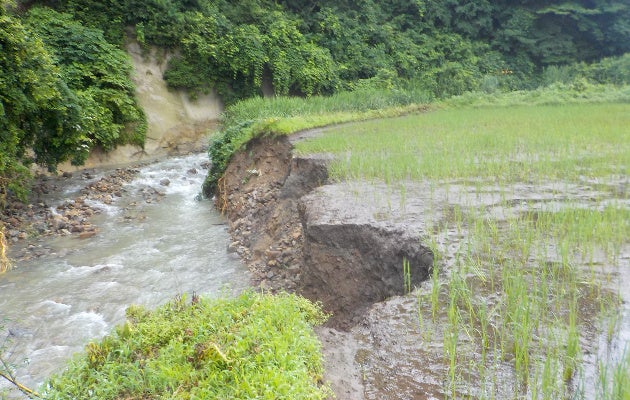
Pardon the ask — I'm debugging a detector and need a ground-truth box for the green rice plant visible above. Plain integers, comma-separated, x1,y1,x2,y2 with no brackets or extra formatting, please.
296,103,630,185
541,343,562,399
292,100,627,399
403,257,412,294
563,298,582,382
610,349,630,400
445,277,462,398
597,347,630,400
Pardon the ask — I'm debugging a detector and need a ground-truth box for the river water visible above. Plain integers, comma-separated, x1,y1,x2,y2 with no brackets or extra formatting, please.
0,154,250,397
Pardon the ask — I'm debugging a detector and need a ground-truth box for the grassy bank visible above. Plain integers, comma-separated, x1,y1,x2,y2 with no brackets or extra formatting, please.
42,291,331,399
203,83,630,196
203,87,434,195
294,102,629,398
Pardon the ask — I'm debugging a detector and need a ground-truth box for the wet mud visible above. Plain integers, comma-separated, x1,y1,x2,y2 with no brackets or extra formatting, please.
217,128,629,399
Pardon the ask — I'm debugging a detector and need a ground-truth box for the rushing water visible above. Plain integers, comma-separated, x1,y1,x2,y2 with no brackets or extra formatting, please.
0,154,249,397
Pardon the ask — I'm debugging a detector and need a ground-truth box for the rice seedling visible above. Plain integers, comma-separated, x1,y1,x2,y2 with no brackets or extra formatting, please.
295,103,630,185
403,257,412,294
298,102,629,398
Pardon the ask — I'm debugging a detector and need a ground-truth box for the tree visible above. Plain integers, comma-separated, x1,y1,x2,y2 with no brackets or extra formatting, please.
0,5,146,206
25,7,147,150
0,6,71,202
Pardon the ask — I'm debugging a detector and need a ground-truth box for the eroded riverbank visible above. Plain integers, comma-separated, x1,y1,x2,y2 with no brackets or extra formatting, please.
1,126,627,399
216,130,629,399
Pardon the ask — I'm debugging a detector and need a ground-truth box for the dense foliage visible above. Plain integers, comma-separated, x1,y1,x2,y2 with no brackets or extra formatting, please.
43,291,331,399
25,8,147,150
43,0,630,100
0,2,145,205
1,3,72,203
3,0,629,202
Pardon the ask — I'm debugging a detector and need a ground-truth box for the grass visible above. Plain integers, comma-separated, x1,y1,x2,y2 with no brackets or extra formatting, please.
205,83,630,196
294,103,630,184
442,82,630,109
203,87,434,195
294,101,629,398
42,291,331,399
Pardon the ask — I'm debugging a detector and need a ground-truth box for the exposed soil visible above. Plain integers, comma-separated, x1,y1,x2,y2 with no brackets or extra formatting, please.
215,132,439,398
216,135,433,329
215,129,629,399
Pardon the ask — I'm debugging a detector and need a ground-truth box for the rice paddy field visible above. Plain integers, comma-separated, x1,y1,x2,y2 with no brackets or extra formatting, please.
295,103,630,399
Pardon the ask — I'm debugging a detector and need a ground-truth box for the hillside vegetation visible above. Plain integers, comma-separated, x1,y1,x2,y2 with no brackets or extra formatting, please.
1,0,630,203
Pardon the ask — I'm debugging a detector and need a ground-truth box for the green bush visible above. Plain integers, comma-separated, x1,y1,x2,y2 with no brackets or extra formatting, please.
1,7,78,202
0,6,147,204
44,291,331,399
25,7,147,150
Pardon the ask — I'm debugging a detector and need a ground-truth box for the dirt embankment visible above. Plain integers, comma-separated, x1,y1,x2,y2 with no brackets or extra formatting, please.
216,134,434,329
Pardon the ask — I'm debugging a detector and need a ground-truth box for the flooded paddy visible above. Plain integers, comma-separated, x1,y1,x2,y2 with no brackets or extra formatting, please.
315,177,629,399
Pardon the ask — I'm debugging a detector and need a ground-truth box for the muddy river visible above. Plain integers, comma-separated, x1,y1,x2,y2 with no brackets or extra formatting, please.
0,154,250,398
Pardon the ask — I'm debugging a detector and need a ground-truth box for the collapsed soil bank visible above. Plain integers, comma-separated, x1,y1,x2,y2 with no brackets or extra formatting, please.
216,134,434,329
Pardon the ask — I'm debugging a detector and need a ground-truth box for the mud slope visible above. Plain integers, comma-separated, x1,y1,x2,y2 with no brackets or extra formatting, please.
56,41,223,172
217,134,434,328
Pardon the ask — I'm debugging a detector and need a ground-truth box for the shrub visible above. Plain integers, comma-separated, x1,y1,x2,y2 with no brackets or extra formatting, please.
44,291,331,399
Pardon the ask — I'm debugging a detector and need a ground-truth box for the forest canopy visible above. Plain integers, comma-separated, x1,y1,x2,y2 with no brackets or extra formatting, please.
1,0,629,203
49,0,630,98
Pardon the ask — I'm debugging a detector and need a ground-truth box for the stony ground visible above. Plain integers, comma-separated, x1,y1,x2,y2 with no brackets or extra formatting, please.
0,162,198,261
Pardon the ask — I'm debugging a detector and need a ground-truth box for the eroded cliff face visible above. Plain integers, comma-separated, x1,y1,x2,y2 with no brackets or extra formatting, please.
57,41,223,172
216,134,433,329
216,133,435,399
